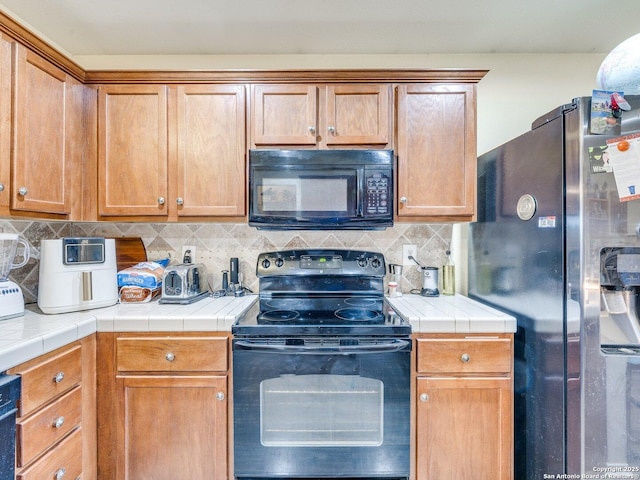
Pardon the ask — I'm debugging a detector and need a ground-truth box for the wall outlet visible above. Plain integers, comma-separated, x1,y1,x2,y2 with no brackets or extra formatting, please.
402,244,417,266
181,245,197,263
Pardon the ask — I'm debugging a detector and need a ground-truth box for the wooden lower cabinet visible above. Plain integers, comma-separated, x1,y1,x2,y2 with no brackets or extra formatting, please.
97,332,230,480
8,335,97,480
414,334,513,480
119,375,227,480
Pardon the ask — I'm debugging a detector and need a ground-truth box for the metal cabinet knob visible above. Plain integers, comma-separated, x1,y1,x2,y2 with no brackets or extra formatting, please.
176,197,184,206
54,372,65,383
419,393,429,402
53,416,65,429
55,467,66,479
216,391,225,401
0,183,4,192
400,196,408,204
157,196,165,205
328,126,336,135
18,187,28,196
461,353,471,363
165,352,175,362
308,126,316,134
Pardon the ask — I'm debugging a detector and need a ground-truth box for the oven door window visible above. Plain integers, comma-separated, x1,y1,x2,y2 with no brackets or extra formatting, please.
260,374,383,447
253,169,358,217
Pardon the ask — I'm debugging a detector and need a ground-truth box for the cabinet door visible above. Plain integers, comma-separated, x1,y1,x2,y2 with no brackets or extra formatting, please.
0,34,11,211
175,84,245,216
324,84,390,146
415,376,513,480
396,84,476,219
98,84,168,216
12,46,70,214
252,84,317,146
117,375,227,480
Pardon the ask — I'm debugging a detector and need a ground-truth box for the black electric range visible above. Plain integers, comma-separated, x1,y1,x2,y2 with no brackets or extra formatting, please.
232,249,411,337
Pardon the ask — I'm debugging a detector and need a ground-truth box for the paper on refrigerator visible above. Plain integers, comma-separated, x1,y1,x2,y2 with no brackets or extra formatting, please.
606,132,640,202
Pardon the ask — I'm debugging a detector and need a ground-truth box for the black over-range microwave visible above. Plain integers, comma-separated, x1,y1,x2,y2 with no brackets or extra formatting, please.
249,149,394,230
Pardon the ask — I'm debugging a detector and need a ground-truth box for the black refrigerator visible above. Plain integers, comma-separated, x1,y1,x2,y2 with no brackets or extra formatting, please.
469,96,640,479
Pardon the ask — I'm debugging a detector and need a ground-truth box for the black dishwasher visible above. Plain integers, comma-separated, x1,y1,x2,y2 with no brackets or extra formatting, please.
0,375,21,479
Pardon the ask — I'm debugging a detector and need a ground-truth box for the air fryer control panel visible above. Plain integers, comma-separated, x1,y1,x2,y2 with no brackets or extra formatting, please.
63,237,105,265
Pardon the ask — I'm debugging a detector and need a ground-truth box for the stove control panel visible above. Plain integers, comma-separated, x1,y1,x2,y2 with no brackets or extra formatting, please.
300,255,343,269
257,249,385,277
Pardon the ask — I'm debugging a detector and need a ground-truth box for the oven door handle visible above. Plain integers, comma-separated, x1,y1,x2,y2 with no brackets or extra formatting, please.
233,339,410,354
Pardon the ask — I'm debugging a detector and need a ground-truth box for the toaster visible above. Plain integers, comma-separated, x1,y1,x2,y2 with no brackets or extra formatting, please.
160,263,210,304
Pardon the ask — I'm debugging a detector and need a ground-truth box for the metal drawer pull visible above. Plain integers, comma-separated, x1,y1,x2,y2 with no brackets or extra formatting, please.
216,392,225,401
461,353,471,363
55,467,66,479
165,352,175,362
54,372,65,383
18,186,28,196
420,393,429,402
53,416,65,429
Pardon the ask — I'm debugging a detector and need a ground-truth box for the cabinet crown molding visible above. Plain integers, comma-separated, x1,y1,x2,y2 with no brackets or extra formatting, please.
84,69,489,85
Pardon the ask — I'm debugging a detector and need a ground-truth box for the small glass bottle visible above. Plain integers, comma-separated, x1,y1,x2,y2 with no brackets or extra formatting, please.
388,281,398,297
442,250,455,295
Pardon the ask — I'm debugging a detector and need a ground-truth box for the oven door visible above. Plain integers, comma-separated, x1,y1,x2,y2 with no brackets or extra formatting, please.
232,337,411,479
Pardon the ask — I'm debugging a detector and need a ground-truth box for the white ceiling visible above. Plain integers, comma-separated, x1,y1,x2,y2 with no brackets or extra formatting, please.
0,0,638,57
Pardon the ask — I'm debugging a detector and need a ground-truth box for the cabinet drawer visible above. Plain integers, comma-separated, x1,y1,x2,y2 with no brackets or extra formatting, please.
117,337,228,372
17,426,82,480
14,345,82,416
416,337,512,374
17,385,82,467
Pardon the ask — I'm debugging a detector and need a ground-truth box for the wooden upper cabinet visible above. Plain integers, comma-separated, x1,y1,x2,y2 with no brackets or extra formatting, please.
324,84,390,146
251,83,392,149
396,84,477,220
0,33,12,211
252,84,317,146
174,84,246,217
98,84,168,216
12,45,72,215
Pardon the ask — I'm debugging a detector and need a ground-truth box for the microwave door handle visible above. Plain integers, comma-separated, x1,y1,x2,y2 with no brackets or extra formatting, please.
234,339,410,354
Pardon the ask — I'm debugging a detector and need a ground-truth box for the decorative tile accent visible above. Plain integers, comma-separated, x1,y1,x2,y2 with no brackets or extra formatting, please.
0,219,453,303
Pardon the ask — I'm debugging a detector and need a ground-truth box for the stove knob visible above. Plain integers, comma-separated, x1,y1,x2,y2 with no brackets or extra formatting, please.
370,257,381,269
261,258,271,269
357,257,368,268
275,257,284,268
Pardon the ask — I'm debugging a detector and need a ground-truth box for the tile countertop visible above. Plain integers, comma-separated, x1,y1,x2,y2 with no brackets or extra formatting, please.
0,293,515,372
0,294,258,372
387,294,517,334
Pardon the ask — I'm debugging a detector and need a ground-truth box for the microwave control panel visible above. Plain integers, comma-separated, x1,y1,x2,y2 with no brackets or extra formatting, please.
365,171,391,216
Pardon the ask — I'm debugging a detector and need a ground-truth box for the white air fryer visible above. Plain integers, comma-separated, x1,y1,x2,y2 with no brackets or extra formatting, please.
38,237,118,314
